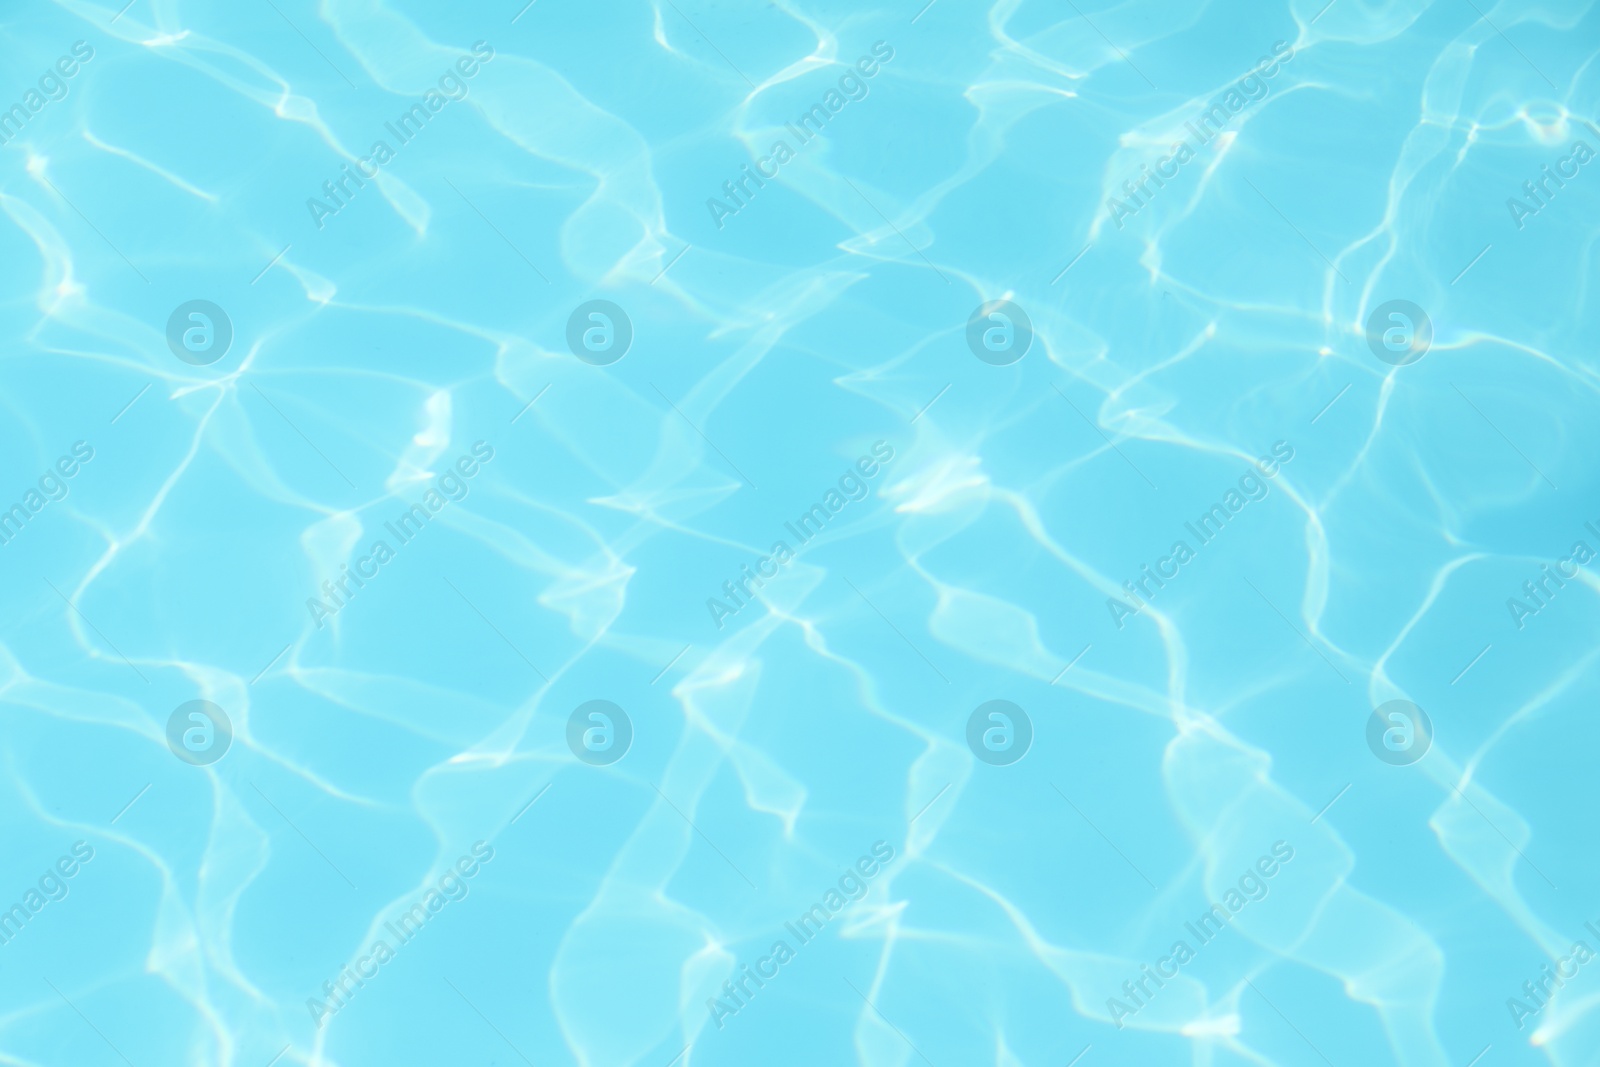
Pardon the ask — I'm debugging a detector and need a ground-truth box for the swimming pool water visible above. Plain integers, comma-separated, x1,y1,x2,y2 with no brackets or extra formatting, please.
2,1,1599,1065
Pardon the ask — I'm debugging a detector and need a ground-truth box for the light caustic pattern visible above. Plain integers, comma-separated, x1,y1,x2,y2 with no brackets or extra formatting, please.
0,0,1597,1066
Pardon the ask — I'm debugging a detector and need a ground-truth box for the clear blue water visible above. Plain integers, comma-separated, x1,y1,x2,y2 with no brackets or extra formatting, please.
3,0,1599,1064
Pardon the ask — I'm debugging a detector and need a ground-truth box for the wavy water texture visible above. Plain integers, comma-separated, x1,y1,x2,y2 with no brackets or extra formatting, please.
1,1,1598,1066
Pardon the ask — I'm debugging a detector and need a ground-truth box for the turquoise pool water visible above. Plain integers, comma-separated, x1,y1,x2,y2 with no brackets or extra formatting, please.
3,0,1599,1064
